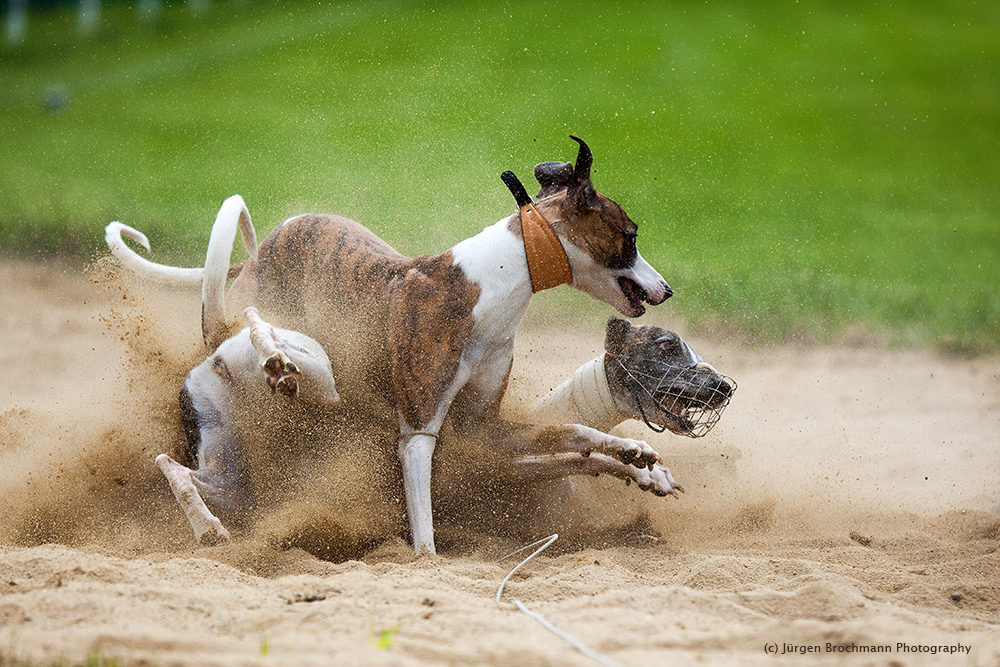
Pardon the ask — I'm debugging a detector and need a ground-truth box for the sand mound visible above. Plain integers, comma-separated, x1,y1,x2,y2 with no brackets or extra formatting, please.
0,259,997,666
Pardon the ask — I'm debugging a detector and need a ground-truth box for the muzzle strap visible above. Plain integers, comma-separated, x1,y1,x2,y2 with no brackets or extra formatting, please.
501,170,573,293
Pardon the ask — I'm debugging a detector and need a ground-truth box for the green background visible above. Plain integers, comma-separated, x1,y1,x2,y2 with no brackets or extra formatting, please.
2,0,997,352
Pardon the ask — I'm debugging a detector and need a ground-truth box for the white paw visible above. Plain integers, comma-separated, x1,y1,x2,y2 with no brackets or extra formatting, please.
584,435,661,469
629,464,683,497
195,519,231,546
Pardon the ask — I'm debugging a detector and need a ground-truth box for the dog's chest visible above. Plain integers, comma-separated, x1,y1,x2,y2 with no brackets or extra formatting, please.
448,221,534,400
452,220,533,342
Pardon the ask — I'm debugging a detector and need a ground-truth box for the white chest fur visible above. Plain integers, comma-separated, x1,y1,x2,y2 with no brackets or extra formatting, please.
450,217,534,387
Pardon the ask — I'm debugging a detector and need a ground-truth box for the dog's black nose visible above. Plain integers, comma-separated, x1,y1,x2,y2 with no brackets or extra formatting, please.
715,378,735,399
663,283,673,300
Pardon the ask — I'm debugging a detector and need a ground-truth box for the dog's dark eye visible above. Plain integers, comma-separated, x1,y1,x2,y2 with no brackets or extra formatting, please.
657,333,681,354
622,231,637,263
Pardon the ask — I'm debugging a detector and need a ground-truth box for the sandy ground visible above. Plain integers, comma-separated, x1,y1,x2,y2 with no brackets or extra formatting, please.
1,258,999,666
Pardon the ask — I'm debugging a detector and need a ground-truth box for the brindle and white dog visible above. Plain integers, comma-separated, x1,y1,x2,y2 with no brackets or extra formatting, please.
106,137,680,554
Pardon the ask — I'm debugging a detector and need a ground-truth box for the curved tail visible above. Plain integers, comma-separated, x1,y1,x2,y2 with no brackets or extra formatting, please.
105,222,205,284
201,195,258,348
105,194,259,349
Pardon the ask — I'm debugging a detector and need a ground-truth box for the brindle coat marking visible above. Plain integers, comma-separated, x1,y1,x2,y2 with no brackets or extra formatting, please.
225,215,482,432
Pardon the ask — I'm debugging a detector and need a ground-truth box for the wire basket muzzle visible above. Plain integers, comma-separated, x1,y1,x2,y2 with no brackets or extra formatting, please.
618,359,736,438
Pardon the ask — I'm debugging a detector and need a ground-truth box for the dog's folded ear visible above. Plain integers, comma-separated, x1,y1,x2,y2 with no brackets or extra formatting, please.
605,316,633,356
534,160,575,195
534,136,601,210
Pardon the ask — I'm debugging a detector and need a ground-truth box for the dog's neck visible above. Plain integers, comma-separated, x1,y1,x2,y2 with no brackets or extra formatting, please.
520,203,572,292
525,355,626,433
451,215,537,343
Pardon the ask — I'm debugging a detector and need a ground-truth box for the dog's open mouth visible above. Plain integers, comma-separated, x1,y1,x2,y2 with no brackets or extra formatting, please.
653,382,734,437
617,277,648,316
616,359,736,438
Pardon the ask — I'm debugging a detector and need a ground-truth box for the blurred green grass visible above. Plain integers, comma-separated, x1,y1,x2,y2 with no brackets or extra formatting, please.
1,0,997,352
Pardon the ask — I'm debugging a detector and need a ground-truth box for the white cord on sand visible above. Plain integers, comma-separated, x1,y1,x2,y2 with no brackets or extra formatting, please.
496,534,625,667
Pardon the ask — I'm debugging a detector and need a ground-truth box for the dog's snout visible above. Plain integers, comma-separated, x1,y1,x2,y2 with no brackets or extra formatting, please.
710,376,735,400
644,279,671,306
718,378,734,398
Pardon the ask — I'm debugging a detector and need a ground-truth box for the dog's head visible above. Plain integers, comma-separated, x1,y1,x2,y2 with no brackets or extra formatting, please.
603,317,735,437
533,136,672,317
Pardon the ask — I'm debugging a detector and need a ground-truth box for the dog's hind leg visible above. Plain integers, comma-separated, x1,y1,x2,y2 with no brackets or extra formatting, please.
244,307,339,406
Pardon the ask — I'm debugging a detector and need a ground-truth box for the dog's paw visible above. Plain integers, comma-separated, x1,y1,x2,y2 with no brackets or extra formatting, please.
583,435,661,469
197,521,231,546
262,352,301,398
627,463,683,497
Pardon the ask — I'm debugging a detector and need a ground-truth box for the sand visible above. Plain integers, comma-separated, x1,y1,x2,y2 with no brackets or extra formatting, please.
0,258,998,666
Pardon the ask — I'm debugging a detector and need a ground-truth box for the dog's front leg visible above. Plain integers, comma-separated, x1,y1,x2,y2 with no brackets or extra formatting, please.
513,452,682,497
155,454,232,544
505,423,663,469
388,265,479,555
394,362,474,556
398,430,437,555
158,362,250,545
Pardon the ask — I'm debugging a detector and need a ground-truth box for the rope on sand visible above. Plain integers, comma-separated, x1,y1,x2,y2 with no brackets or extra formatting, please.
496,534,625,667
